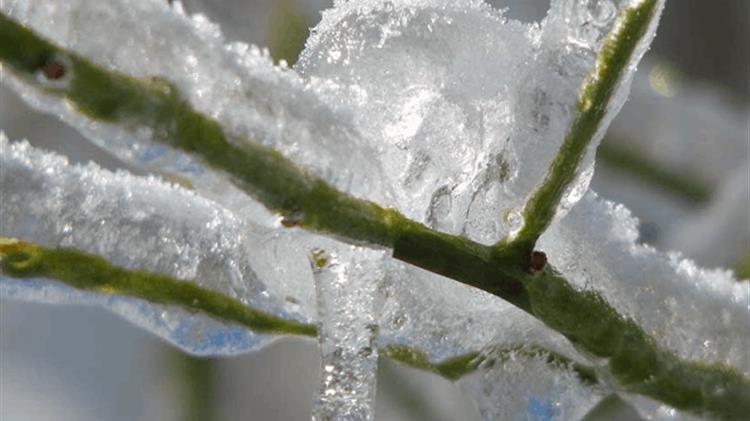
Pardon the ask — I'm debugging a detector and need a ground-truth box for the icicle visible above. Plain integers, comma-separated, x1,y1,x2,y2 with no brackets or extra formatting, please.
310,246,386,421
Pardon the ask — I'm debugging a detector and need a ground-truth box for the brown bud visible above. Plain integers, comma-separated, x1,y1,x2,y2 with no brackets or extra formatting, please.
280,218,300,228
41,61,66,80
528,251,547,275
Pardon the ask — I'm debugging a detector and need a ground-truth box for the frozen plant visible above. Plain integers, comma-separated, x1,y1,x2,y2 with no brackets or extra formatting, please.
0,0,747,420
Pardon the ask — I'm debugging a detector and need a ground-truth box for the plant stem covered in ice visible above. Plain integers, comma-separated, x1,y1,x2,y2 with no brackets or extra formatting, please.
2,2,749,418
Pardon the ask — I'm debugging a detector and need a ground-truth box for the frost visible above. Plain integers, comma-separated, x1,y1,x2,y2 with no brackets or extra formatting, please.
312,247,386,421
0,135,313,355
540,191,750,374
459,350,603,421
0,0,393,214
3,0,744,420
297,0,661,243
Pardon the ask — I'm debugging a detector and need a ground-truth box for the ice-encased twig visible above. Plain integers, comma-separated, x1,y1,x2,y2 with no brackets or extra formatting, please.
2,1,749,418
311,247,386,421
540,192,750,377
0,239,317,337
0,136,315,353
0,235,600,385
0,5,533,311
509,0,666,254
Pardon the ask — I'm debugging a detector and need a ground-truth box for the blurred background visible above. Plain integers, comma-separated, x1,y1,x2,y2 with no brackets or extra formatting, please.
1,1,747,420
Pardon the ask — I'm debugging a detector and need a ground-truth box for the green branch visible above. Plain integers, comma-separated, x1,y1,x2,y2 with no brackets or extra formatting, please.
3,3,750,418
510,0,660,254
526,268,750,420
382,344,597,385
0,238,316,336
0,237,587,384
0,11,531,312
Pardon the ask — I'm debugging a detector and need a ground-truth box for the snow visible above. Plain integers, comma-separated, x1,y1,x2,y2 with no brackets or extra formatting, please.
0,135,313,355
2,0,745,420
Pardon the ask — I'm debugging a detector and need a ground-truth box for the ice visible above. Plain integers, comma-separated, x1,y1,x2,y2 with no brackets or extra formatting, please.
378,261,579,363
539,191,750,375
311,246,386,421
0,136,314,355
298,0,663,243
5,0,737,418
0,0,394,215
459,349,604,421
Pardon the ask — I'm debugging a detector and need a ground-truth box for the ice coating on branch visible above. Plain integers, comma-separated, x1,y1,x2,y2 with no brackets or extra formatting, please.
0,136,315,355
0,0,393,213
311,247,386,421
540,191,750,375
297,0,660,243
1,0,719,417
378,261,580,363
459,350,603,421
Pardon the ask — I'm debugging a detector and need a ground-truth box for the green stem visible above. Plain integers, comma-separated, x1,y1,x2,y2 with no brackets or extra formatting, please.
526,267,750,420
2,238,748,419
3,4,750,419
0,239,316,336
382,344,598,385
510,0,661,254
0,11,530,312
0,237,580,384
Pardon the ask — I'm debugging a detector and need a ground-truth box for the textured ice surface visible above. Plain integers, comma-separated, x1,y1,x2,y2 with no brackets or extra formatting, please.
460,350,603,421
0,0,393,214
297,0,662,244
540,191,750,374
312,247,386,421
378,260,578,363
4,0,741,419
0,136,315,355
